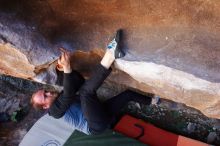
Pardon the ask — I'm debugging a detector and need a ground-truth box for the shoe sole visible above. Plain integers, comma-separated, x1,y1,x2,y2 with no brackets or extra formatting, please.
114,29,125,58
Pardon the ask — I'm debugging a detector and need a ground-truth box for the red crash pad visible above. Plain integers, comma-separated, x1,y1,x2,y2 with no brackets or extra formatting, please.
114,115,209,146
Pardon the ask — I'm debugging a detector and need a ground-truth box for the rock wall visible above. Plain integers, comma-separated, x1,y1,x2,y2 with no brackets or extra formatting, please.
0,74,51,146
0,0,220,118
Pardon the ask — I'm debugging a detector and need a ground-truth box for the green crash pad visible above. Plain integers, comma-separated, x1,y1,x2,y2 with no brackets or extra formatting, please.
64,130,147,146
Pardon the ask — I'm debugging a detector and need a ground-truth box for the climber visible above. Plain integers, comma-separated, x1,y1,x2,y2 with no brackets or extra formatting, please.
30,30,152,135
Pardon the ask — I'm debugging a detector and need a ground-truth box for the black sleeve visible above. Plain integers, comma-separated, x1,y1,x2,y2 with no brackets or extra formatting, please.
63,70,85,97
48,94,73,118
48,70,85,119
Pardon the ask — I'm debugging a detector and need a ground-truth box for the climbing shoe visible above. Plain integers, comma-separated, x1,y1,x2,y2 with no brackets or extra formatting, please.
107,29,125,59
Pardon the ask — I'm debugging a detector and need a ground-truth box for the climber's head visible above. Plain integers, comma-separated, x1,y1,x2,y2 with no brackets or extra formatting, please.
30,89,58,110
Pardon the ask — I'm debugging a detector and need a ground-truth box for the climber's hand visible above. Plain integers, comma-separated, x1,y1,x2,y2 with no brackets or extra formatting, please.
57,48,72,73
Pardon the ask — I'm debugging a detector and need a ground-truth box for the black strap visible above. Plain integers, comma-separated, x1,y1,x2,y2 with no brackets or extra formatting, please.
134,123,145,139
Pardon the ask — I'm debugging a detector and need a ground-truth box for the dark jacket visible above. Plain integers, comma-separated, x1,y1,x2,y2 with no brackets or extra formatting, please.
48,70,85,118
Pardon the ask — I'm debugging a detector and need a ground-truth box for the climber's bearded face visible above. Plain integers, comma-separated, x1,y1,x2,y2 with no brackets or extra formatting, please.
31,89,58,110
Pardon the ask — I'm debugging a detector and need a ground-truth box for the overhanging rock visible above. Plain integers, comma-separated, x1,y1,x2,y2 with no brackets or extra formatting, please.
0,0,220,118
115,60,220,118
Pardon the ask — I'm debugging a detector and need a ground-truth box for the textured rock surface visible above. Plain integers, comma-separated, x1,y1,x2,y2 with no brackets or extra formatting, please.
0,75,47,146
0,0,220,118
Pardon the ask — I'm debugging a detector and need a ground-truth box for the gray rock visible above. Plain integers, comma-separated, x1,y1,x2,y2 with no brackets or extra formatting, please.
187,122,197,133
207,132,217,144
